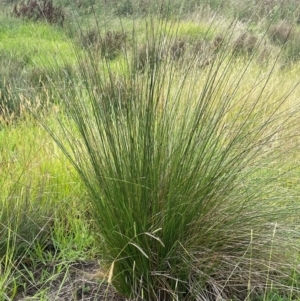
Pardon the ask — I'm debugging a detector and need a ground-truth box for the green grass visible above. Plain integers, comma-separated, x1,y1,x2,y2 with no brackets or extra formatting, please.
0,20,75,68
0,17,79,121
174,20,217,40
0,117,97,299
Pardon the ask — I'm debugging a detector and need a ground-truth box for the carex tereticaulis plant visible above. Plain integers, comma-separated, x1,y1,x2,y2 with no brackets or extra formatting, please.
44,15,300,301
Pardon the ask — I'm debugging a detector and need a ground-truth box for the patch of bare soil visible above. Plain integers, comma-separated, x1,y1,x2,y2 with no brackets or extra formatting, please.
15,260,126,301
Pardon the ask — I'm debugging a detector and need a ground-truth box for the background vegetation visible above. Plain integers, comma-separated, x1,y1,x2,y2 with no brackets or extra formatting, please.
1,0,300,300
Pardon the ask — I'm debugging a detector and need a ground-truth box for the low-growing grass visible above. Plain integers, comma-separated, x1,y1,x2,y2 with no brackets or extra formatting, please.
0,116,97,299
0,17,79,120
0,21,75,68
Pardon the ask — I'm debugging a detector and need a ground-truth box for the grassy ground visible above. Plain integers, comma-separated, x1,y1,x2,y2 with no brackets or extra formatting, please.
1,1,300,300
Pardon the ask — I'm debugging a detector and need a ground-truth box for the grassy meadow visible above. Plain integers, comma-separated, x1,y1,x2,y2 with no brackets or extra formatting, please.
1,0,300,300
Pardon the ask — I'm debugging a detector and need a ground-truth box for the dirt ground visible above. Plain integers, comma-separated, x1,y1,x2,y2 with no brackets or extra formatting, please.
15,260,126,301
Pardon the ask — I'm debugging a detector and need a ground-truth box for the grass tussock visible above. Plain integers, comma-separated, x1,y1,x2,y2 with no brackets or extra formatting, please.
42,16,300,301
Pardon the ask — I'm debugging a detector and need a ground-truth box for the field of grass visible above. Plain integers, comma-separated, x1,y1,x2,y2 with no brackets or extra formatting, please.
1,1,300,300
